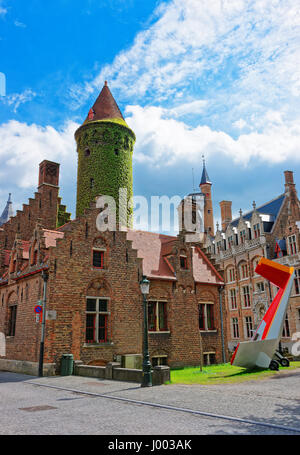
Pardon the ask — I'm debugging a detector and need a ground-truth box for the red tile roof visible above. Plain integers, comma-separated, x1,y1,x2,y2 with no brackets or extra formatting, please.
126,230,177,280
84,82,125,124
43,229,64,248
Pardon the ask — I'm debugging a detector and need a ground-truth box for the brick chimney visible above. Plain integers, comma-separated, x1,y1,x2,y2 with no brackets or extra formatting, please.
219,200,232,231
38,160,60,188
284,170,300,220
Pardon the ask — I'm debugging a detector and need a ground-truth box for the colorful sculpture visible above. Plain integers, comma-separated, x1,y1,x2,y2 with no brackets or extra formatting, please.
231,258,294,370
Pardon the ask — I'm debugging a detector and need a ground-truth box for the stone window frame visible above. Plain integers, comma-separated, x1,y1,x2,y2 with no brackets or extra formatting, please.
231,317,240,339
148,300,169,333
282,313,291,338
7,304,17,337
241,285,251,308
199,301,216,332
244,315,253,339
151,355,168,367
85,296,111,344
226,266,235,283
203,352,216,365
229,288,237,310
288,234,297,255
239,261,249,280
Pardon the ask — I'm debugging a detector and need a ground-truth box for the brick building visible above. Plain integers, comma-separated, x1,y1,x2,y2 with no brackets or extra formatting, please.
205,170,300,356
0,83,226,375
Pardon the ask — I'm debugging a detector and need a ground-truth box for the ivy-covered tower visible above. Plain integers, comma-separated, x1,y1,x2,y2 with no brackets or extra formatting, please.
75,81,136,226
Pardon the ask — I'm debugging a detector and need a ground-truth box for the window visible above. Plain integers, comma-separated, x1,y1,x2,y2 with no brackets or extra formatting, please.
256,281,265,293
294,269,300,295
227,267,235,282
199,303,215,331
253,223,261,238
282,314,290,338
216,241,222,254
245,316,253,338
232,318,239,339
240,263,248,279
148,301,168,332
180,255,188,269
203,352,216,365
240,229,246,244
229,288,237,309
242,285,251,308
253,258,260,274
288,235,297,255
85,298,109,343
228,235,234,248
92,249,104,268
152,356,168,367
8,305,17,336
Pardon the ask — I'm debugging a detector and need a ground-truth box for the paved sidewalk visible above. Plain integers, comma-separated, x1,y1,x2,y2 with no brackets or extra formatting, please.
1,369,300,435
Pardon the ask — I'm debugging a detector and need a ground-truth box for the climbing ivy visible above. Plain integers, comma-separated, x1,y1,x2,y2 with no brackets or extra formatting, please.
75,120,135,227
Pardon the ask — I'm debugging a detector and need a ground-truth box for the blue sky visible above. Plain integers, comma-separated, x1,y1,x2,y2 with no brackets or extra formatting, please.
0,0,300,233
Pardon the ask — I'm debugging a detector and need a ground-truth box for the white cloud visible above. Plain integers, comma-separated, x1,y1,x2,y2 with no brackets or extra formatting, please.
0,7,7,16
3,89,36,112
69,0,300,130
0,120,78,189
14,20,26,28
125,104,300,167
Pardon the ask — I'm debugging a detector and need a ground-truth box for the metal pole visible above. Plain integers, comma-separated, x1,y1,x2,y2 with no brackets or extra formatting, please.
219,285,226,364
141,293,152,387
38,270,49,377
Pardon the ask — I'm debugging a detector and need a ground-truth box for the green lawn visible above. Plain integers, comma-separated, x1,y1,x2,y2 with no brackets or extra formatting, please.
168,361,300,385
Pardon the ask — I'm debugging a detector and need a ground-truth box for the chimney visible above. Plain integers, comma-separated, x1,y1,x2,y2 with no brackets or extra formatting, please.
219,200,232,231
38,160,60,189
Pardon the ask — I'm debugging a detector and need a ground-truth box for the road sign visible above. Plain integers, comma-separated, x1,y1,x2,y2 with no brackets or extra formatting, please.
34,305,43,314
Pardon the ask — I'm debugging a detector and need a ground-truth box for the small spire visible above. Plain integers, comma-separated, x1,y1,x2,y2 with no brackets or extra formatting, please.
239,208,243,218
200,155,212,186
0,193,13,226
216,221,219,231
104,80,108,86
252,200,256,211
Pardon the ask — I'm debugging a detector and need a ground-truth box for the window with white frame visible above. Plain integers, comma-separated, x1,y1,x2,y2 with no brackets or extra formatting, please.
199,303,215,331
85,297,109,343
240,262,249,279
288,235,297,255
241,285,251,308
294,269,300,295
231,317,239,339
148,301,168,332
227,267,235,282
152,356,168,367
229,288,237,309
245,316,253,338
253,223,260,238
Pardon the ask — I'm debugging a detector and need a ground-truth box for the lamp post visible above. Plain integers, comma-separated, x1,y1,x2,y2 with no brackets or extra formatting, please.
140,276,152,387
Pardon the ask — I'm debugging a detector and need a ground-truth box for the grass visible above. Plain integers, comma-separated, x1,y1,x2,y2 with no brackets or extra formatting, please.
167,361,300,385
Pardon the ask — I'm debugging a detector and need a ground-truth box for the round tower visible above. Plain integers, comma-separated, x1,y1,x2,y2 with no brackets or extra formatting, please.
75,81,136,227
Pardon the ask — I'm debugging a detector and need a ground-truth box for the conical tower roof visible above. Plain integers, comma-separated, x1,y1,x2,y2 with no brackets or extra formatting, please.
82,81,131,130
200,157,211,185
0,193,13,226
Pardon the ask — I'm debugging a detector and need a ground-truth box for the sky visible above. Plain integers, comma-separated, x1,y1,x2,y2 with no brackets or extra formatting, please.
0,0,300,233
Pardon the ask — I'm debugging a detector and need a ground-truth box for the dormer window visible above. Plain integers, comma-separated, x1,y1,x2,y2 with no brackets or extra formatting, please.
253,223,260,238
240,229,246,244
228,235,234,249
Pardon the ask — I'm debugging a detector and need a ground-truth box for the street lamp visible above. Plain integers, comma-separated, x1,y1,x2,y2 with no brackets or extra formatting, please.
140,276,152,387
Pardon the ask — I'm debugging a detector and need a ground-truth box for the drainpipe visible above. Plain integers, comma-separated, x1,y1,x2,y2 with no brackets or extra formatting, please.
38,269,49,377
218,285,226,363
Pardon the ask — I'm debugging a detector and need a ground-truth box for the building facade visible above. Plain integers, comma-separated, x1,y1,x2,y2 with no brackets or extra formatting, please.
0,83,226,375
205,171,300,356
